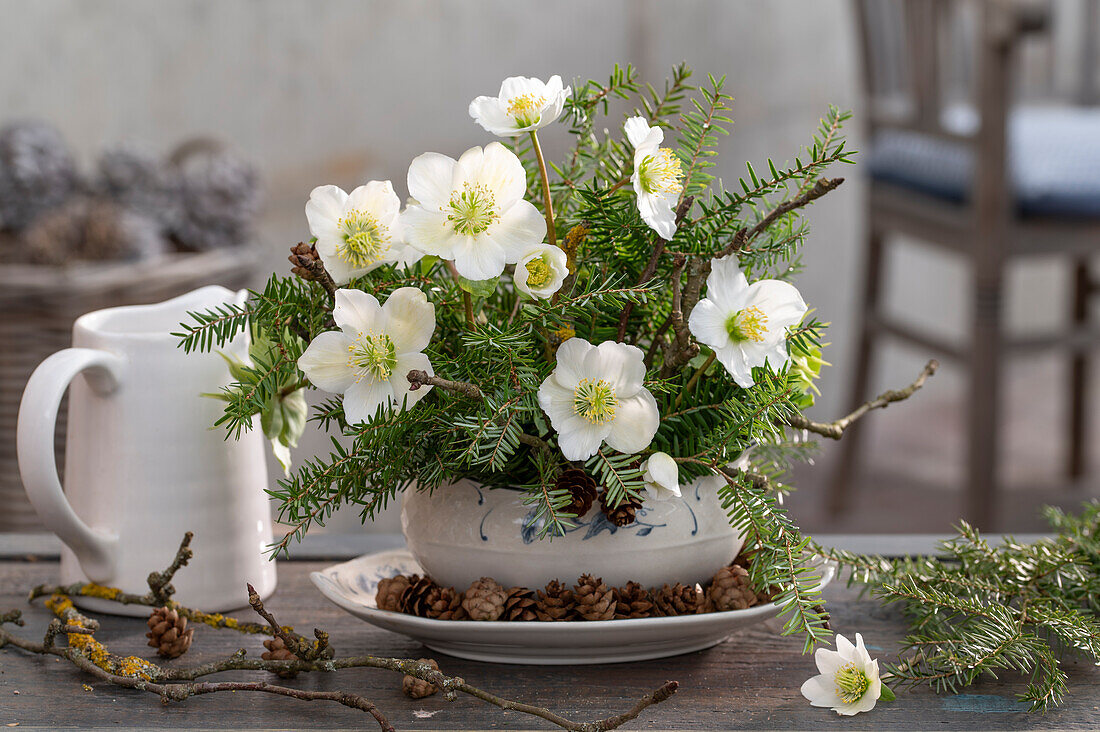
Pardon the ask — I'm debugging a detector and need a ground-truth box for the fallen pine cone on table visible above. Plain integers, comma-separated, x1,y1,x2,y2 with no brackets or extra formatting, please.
261,636,297,678
402,658,440,699
146,606,194,659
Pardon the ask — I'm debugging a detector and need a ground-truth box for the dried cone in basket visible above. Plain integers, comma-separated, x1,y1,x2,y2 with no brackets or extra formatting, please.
653,582,706,616
261,636,298,678
503,587,538,621
462,577,508,621
145,606,194,659
402,658,440,699
573,574,616,621
376,574,416,612
600,491,643,527
614,581,656,619
557,468,598,517
706,564,757,611
535,580,575,621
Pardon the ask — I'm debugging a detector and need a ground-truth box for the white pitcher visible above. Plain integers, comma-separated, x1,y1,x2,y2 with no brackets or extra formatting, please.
17,285,276,616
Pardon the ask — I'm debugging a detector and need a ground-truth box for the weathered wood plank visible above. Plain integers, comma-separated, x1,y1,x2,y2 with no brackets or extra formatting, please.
1,560,1097,730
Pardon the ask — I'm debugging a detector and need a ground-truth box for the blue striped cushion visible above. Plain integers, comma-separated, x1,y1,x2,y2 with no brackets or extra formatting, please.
867,106,1100,218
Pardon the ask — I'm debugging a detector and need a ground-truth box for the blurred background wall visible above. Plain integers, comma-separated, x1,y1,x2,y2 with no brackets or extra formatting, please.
1,0,1094,534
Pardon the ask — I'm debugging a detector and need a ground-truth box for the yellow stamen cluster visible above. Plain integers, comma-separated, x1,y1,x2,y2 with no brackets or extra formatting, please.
525,255,553,288
347,331,397,381
834,662,870,704
727,305,769,343
506,93,547,127
573,378,618,425
446,182,499,236
639,148,684,196
338,209,391,268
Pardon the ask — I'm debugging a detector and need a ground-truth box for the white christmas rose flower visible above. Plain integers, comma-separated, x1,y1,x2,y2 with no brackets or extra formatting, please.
688,255,807,388
801,633,891,716
625,116,683,240
515,243,568,299
469,75,571,137
401,142,546,281
538,338,660,461
642,452,681,501
297,287,435,425
305,181,420,285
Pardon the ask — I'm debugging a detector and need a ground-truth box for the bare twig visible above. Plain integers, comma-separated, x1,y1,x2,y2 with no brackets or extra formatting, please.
146,531,193,605
407,369,484,399
717,177,844,259
786,359,939,439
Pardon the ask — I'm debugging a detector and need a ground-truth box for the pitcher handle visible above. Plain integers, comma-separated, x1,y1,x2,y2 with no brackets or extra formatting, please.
17,348,124,582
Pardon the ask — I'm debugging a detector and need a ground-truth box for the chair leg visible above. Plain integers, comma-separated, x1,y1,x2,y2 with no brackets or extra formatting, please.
1068,259,1090,482
826,227,885,516
966,271,1004,530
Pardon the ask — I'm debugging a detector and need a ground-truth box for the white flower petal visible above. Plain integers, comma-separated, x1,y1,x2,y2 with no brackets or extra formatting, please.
477,141,528,211
407,152,456,209
705,255,751,312
800,674,844,709
401,205,459,260
604,389,659,454
814,647,845,677
644,452,681,500
551,337,593,388
624,116,663,150
347,180,401,223
305,185,348,241
834,633,856,659
716,344,756,388
688,298,732,350
323,253,366,286
382,287,435,354
332,289,384,338
538,376,578,425
469,96,518,136
499,75,545,100
515,243,568,299
298,331,356,393
584,341,646,397
488,199,546,261
343,377,395,425
451,236,508,281
557,421,611,461
744,279,808,332
639,192,677,240
392,351,434,409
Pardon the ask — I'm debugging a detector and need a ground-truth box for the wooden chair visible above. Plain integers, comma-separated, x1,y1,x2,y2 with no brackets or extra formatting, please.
830,0,1100,528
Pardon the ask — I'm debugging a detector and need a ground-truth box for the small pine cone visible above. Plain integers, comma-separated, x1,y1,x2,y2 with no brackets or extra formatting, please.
288,241,320,279
461,577,507,621
23,197,165,264
600,491,643,527
653,583,706,617
534,580,575,621
397,575,441,617
261,636,298,678
406,580,467,621
556,468,597,518
0,119,81,231
402,658,440,699
706,565,757,612
376,574,415,612
573,574,616,621
168,142,260,251
613,581,655,619
502,587,538,621
145,606,194,659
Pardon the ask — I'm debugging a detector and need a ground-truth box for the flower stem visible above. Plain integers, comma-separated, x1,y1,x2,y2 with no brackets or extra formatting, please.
676,351,716,408
529,130,557,249
444,260,476,328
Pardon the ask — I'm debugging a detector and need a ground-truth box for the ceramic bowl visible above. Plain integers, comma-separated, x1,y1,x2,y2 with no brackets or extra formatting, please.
401,477,742,590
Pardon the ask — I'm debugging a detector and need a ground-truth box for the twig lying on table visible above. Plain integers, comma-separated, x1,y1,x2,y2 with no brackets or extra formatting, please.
785,359,939,439
4,532,679,732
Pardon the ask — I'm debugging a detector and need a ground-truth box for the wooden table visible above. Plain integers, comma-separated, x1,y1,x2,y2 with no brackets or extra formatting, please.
1,534,1097,730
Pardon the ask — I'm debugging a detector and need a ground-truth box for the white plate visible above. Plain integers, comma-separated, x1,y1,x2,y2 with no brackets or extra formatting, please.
310,549,836,665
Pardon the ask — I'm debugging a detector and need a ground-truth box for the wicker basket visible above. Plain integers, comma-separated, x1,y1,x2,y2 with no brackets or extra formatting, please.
0,247,263,531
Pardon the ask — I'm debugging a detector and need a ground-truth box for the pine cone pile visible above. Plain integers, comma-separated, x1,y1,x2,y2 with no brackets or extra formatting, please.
461,577,508,621
557,468,597,518
535,580,575,621
145,606,194,659
402,658,440,699
573,574,616,621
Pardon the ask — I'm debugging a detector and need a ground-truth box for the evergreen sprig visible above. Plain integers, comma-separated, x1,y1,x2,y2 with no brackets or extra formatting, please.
820,501,1100,712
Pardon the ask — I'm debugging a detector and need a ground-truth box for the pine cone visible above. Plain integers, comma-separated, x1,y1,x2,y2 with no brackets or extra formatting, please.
600,491,643,527
653,583,706,617
573,574,616,621
402,658,440,699
731,550,779,603
168,143,260,251
461,577,507,621
614,581,655,619
95,145,179,226
534,579,575,621
556,468,597,518
261,636,298,678
145,606,193,659
23,197,165,264
376,574,415,612
398,576,467,620
706,565,757,612
502,587,538,621
288,241,320,279
0,120,81,231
